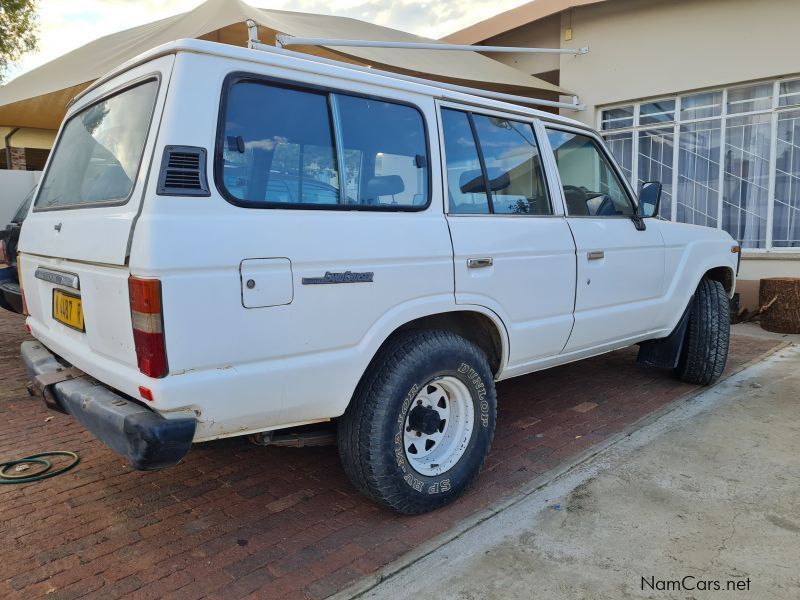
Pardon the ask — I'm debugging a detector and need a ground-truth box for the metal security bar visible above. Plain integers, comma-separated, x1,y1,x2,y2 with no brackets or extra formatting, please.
244,20,585,112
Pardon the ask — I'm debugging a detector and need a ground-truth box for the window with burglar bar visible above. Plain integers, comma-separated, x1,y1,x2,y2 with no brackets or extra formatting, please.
599,76,800,250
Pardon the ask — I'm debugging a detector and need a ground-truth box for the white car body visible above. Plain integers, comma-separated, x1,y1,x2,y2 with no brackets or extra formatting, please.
18,39,738,451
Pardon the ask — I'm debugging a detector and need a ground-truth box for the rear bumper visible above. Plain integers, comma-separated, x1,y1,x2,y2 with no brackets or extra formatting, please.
20,340,196,470
0,267,22,314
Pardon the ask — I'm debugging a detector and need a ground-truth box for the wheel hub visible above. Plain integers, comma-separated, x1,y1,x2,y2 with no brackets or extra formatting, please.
408,404,442,436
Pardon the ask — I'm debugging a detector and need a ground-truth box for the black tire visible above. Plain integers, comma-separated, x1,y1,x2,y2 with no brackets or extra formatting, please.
337,330,497,514
674,277,730,385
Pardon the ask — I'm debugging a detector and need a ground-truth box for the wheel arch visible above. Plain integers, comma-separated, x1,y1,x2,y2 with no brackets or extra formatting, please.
367,308,508,379
704,265,735,297
394,310,506,376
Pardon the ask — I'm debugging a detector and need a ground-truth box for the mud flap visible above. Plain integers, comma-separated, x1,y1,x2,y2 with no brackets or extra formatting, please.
637,299,693,369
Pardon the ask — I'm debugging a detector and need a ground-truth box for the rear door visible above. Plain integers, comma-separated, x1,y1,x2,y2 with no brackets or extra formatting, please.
440,104,577,367
17,57,173,373
543,126,665,352
20,56,173,266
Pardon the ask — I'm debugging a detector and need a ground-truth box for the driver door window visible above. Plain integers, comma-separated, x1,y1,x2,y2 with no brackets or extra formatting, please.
546,129,633,216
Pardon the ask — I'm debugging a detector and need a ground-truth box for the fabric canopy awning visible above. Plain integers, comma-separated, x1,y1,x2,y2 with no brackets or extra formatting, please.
0,0,567,130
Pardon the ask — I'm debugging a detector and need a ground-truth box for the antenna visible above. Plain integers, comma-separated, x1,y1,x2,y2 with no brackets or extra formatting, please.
243,20,585,112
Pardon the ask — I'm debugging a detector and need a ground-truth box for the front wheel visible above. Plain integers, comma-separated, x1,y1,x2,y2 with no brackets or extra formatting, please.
337,330,497,514
674,277,730,385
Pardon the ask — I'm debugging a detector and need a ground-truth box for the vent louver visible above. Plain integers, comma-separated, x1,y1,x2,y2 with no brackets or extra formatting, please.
157,146,210,196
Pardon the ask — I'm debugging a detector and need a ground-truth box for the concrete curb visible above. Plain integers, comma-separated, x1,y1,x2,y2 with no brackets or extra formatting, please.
330,339,792,600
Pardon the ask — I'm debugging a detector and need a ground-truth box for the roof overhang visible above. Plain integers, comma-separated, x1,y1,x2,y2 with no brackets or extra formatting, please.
443,0,610,45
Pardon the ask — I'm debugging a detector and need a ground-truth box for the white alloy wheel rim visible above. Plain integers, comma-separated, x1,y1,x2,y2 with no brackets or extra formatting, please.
403,376,475,477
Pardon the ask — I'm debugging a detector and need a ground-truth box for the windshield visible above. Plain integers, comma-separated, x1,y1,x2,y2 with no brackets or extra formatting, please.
35,79,158,209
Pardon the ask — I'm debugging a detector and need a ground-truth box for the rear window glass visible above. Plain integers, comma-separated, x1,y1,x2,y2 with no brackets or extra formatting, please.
13,188,35,222
219,78,429,210
35,79,158,209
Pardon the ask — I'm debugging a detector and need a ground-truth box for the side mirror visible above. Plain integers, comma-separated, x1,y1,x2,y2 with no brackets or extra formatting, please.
638,181,662,218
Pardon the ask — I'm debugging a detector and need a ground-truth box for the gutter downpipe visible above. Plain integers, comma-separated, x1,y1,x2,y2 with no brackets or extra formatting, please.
4,127,20,170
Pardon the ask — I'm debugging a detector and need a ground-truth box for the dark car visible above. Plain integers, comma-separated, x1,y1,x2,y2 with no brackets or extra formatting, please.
0,188,34,314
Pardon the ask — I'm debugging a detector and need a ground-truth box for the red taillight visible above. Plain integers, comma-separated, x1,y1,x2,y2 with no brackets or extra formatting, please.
128,276,168,378
0,240,7,264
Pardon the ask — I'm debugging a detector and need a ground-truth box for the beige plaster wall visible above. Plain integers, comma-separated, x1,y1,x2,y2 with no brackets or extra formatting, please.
557,0,800,125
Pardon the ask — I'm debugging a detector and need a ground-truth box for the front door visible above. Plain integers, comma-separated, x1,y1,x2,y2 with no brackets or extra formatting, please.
544,127,665,353
440,105,577,368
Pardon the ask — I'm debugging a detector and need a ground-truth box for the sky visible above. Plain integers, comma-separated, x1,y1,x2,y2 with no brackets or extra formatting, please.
5,0,531,81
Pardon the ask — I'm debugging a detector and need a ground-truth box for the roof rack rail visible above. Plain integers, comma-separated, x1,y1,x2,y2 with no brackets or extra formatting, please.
244,20,585,112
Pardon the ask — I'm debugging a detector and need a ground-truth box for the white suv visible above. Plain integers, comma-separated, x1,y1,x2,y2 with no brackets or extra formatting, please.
18,39,739,514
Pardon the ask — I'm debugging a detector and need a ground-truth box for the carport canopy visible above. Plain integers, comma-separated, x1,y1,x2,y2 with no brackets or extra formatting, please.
0,0,568,131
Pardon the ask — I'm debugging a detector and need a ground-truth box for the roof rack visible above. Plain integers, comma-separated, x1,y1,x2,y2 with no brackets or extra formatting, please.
244,20,585,112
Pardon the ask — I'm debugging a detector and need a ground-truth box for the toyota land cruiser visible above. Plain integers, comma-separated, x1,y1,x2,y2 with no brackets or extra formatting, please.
17,38,738,514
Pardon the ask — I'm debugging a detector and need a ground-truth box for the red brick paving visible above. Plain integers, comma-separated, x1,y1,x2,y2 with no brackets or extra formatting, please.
0,309,780,600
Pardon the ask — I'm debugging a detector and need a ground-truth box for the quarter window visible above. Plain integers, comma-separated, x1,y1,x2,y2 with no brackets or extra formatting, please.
442,109,489,214
219,78,429,210
547,129,634,217
442,108,550,215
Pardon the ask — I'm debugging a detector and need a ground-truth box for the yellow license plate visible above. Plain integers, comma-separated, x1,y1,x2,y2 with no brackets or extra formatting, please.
52,290,85,331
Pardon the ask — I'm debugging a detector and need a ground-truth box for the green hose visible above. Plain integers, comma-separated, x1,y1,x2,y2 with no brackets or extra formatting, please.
0,451,80,484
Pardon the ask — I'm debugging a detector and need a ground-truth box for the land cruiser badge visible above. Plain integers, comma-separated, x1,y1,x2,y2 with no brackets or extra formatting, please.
302,271,374,285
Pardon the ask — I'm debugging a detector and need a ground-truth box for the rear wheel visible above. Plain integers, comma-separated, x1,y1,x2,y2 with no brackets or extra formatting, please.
674,277,730,385
337,330,496,514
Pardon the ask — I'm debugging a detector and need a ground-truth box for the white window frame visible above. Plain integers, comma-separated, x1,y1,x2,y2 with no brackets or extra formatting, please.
598,75,800,254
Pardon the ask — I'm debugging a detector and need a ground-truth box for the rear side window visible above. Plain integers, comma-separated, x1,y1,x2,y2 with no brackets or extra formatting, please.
35,79,158,209
442,108,551,215
222,83,339,206
218,77,430,210
471,115,551,215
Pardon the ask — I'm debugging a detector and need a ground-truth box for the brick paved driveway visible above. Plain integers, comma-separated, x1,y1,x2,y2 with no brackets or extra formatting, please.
0,309,779,600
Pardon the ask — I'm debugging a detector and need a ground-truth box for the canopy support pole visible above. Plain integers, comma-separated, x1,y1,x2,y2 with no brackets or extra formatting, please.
244,20,584,112
275,34,589,56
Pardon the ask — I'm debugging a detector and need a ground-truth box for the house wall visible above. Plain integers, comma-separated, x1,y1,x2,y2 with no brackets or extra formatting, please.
0,170,40,228
1,127,56,172
557,0,800,122
481,14,562,82
0,127,57,150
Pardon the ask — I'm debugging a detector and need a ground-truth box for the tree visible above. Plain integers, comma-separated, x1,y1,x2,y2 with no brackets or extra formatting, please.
0,0,39,82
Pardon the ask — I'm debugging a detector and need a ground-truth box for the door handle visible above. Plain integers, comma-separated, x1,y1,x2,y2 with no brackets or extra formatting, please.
587,251,605,261
467,257,493,269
